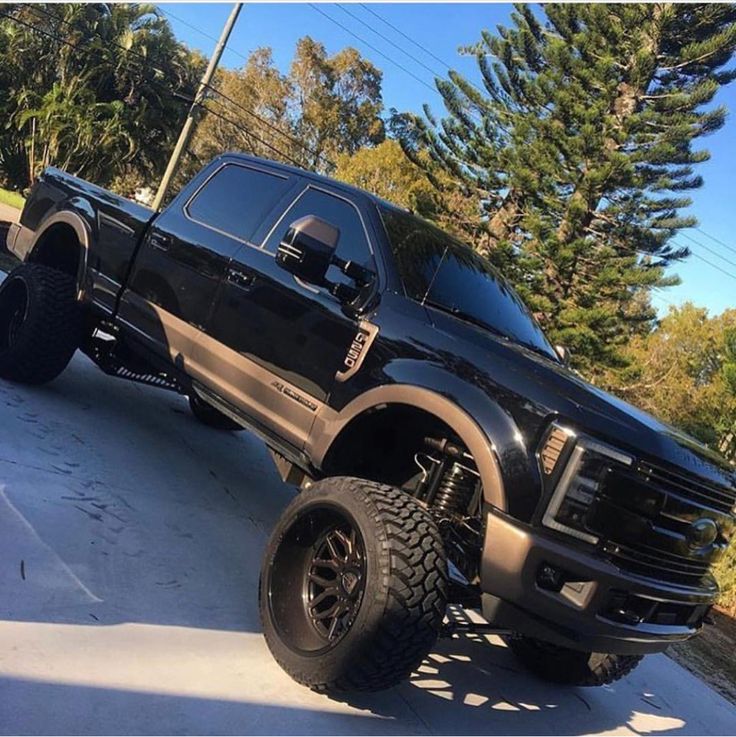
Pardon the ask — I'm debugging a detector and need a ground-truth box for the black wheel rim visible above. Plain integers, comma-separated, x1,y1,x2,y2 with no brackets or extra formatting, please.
0,278,28,353
266,505,367,655
306,523,365,643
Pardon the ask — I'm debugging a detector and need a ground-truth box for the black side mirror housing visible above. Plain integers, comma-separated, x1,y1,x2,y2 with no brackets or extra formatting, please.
276,215,339,286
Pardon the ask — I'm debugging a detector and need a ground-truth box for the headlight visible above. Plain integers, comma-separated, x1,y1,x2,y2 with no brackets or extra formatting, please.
541,425,634,543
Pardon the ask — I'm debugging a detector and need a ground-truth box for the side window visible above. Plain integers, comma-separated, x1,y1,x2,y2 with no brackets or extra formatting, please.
263,188,374,285
186,164,290,243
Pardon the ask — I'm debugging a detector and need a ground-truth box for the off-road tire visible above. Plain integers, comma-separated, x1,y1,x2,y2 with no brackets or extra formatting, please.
0,263,81,385
508,635,644,686
188,393,242,431
260,477,448,692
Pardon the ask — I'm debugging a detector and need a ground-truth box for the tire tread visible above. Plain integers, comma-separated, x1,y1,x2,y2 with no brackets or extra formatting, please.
0,263,80,385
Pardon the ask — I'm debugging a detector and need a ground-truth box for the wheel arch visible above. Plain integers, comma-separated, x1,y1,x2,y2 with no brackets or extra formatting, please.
27,212,90,294
309,385,507,511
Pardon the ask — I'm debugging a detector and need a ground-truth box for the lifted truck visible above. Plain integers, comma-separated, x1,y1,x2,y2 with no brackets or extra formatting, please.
2,154,735,691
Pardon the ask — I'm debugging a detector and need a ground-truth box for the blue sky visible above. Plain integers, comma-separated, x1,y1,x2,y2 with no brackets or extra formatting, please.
161,2,736,317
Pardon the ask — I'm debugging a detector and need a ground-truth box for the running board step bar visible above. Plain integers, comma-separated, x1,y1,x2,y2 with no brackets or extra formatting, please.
84,335,184,393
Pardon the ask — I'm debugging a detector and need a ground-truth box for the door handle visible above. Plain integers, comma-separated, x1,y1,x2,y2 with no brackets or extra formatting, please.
226,267,256,290
150,233,172,252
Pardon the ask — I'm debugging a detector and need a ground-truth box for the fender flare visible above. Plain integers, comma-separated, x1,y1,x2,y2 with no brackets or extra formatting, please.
28,210,92,291
309,384,507,511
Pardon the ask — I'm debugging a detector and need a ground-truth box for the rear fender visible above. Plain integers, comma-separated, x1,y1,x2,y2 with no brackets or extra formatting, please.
25,210,91,298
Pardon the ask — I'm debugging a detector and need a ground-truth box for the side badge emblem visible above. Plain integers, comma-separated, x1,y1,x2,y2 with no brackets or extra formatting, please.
335,321,379,383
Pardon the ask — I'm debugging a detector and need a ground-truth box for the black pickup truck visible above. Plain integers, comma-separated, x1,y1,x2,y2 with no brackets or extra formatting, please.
2,154,734,692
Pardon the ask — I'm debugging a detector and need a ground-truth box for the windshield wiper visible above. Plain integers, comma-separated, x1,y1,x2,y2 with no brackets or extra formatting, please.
423,299,557,361
422,299,511,341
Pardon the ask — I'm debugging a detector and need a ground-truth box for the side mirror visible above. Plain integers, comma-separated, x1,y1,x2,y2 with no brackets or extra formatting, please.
276,215,339,287
555,344,571,366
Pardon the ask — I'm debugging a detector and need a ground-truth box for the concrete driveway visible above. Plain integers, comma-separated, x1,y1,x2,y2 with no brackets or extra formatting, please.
0,202,20,224
0,354,734,735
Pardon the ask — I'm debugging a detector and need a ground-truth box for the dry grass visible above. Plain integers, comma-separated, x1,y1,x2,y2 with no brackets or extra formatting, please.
715,542,736,616
668,609,736,705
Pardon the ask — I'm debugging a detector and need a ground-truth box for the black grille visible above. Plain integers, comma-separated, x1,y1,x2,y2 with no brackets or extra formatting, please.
587,462,735,586
638,462,736,515
602,541,713,585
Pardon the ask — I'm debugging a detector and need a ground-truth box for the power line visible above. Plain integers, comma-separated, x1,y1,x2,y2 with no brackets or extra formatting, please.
671,240,736,282
5,7,329,174
359,3,458,75
28,4,192,81
308,3,440,96
337,5,445,81
198,101,305,168
202,83,335,171
356,3,497,118
10,6,192,104
676,232,736,270
695,227,736,258
160,8,335,170
158,6,250,64
651,290,678,310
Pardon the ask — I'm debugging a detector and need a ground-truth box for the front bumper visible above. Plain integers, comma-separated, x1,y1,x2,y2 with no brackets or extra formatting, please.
480,510,716,654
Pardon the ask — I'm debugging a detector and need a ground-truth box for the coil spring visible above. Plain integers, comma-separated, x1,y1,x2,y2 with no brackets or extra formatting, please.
433,462,476,517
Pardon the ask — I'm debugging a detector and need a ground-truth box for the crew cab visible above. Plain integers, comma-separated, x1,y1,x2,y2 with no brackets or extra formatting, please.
2,153,734,691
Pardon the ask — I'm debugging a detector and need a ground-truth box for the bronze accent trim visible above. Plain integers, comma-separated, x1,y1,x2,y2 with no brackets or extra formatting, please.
125,300,325,449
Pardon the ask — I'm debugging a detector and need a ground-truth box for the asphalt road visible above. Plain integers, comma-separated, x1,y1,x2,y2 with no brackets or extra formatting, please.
1,353,735,735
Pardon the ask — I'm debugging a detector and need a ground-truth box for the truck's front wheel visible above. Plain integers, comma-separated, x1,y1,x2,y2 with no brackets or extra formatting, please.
260,477,448,692
508,635,644,686
0,263,81,385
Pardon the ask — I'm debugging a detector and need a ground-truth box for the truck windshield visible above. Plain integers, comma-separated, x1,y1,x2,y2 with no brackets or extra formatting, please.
378,205,557,361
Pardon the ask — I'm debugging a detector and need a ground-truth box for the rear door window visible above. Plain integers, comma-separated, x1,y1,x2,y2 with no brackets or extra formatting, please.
186,164,291,243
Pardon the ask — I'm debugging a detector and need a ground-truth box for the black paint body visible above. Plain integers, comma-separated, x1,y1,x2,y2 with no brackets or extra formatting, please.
17,154,736,654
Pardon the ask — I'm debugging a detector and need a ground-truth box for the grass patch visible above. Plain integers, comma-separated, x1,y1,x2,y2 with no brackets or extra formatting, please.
0,187,25,210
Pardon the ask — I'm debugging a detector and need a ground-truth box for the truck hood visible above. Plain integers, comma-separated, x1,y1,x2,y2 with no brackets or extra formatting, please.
430,314,736,492
517,346,734,491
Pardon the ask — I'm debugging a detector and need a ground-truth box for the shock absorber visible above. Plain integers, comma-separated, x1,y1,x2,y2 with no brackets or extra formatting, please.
421,437,479,517
433,461,477,517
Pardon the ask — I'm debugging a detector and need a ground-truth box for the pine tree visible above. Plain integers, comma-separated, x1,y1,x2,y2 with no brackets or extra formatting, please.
399,4,736,376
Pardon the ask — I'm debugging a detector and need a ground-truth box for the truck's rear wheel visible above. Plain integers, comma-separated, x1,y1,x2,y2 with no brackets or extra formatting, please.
508,635,644,686
0,263,81,385
188,393,242,431
260,477,448,692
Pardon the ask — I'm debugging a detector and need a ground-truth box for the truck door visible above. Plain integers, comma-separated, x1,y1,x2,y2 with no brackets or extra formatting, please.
192,185,378,450
117,161,297,363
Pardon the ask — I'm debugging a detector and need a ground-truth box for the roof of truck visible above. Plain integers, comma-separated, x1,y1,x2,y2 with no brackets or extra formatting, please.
219,152,409,214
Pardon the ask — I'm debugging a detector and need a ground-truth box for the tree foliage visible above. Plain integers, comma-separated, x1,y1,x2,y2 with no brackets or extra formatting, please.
185,37,384,180
334,140,438,218
399,3,736,376
607,303,736,448
0,3,203,191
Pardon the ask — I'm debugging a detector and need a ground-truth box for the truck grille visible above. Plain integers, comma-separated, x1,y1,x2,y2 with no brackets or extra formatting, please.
639,462,736,515
586,462,735,586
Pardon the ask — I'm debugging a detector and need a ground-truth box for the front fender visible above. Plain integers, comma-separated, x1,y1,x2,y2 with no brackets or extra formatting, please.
311,362,540,517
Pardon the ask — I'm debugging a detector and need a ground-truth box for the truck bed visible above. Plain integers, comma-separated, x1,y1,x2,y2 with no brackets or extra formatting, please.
21,167,156,311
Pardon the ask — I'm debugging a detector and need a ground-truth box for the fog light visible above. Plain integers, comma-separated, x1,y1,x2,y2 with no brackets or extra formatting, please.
537,563,565,592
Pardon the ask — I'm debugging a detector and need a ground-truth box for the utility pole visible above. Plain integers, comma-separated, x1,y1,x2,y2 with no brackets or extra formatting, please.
152,3,243,211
